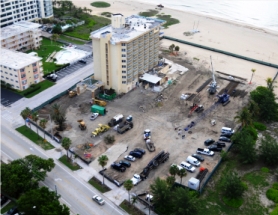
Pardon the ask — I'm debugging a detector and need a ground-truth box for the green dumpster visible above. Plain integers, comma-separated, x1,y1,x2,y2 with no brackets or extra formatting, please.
91,105,106,115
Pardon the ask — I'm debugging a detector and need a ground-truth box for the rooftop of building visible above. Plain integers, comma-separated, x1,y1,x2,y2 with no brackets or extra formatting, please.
90,14,165,43
0,49,42,70
0,21,41,40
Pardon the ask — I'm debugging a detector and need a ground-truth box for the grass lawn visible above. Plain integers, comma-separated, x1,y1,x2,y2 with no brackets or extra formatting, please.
64,15,110,40
0,201,16,214
91,1,111,8
88,177,111,193
156,14,180,28
223,196,244,208
58,155,82,171
20,80,55,98
139,10,159,17
120,200,145,215
16,125,54,150
243,170,269,188
59,35,86,45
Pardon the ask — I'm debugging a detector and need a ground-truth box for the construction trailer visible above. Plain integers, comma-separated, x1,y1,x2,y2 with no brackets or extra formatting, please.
91,105,106,115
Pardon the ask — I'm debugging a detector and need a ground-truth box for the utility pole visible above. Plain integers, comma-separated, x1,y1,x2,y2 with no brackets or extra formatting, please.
55,184,58,196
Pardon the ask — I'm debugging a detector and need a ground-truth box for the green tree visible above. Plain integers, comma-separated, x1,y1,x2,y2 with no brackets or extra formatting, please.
51,104,67,131
51,33,60,43
177,168,187,184
250,86,278,122
248,100,260,119
6,83,12,89
17,187,70,215
237,135,257,164
20,107,32,127
98,155,108,186
1,155,55,198
1,80,7,88
61,137,72,160
221,171,246,199
124,179,134,205
52,25,62,34
172,187,199,215
174,46,180,55
259,134,278,166
169,44,175,53
39,118,48,140
31,111,39,139
234,107,253,127
150,177,172,215
166,176,175,186
169,164,179,179
266,77,277,92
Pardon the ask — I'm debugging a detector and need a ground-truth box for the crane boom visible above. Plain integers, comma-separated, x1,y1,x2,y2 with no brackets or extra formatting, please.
210,56,216,83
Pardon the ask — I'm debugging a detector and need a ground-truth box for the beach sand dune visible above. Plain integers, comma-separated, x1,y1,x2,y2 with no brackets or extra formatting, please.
71,0,278,94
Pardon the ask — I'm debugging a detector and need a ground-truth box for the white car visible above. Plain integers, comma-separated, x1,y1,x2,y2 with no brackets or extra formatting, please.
180,161,196,173
90,113,99,121
131,174,141,185
171,163,183,171
124,155,136,162
145,194,153,202
92,195,105,205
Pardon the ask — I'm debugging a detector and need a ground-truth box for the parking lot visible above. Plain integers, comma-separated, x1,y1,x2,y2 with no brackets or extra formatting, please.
1,88,23,107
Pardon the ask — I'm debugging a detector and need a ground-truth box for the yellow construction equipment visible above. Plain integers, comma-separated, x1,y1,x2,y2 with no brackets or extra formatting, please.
91,98,107,107
77,119,87,130
69,90,77,98
92,124,110,137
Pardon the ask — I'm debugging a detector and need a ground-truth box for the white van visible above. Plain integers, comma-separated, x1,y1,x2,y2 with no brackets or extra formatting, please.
221,127,234,134
180,161,196,173
186,156,200,167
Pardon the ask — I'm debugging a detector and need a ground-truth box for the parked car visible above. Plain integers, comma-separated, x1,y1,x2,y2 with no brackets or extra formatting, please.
119,160,131,168
208,145,222,152
129,151,143,158
219,136,231,142
90,113,99,121
214,142,226,147
220,132,233,138
191,154,204,162
145,194,153,202
124,155,135,162
92,195,105,205
204,139,215,146
134,148,146,155
180,161,196,173
79,59,87,64
7,207,19,215
186,156,200,167
111,162,126,172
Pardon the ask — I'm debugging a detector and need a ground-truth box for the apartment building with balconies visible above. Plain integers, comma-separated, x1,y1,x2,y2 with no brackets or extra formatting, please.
90,14,165,94
1,0,53,28
1,21,42,51
0,48,43,90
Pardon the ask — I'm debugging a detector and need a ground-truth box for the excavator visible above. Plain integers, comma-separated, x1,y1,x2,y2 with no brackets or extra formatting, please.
90,98,107,107
91,124,110,137
69,90,77,98
77,119,86,130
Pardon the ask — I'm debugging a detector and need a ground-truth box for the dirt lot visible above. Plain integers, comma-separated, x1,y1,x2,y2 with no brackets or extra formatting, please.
39,51,254,192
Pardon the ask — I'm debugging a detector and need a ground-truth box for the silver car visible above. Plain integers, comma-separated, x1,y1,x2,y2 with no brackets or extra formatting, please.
92,195,105,205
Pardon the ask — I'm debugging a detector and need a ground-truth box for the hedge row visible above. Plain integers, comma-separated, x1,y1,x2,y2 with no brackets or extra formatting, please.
23,85,41,96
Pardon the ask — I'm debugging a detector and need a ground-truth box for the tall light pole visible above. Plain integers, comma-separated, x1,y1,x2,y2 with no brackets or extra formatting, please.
249,68,256,84
38,113,54,139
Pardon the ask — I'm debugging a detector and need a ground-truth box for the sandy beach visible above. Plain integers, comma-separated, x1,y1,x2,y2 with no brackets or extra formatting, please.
71,0,278,94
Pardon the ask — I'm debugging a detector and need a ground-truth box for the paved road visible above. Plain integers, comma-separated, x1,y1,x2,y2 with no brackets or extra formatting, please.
1,121,126,215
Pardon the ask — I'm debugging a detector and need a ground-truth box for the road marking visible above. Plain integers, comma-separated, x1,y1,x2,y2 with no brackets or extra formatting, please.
55,178,62,181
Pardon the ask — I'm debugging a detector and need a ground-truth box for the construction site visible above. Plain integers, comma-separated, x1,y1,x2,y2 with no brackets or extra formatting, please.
38,51,254,192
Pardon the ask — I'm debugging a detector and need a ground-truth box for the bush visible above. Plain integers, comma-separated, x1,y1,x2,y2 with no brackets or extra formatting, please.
222,196,243,208
91,1,111,8
273,183,278,190
261,167,269,173
23,85,41,96
104,134,115,144
270,206,278,215
221,171,246,199
260,134,278,166
253,122,267,131
266,189,278,203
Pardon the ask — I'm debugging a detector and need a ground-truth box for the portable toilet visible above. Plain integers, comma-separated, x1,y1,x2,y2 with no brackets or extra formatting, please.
188,177,200,191
91,105,106,115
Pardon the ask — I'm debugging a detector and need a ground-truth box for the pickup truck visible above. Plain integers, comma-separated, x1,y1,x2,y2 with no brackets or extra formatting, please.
196,148,214,156
131,174,142,185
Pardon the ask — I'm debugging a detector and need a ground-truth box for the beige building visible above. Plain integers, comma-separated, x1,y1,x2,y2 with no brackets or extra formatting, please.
90,14,165,94
0,48,43,91
1,21,42,51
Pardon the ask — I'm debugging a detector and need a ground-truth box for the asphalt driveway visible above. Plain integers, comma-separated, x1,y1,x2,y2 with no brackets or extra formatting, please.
1,88,23,107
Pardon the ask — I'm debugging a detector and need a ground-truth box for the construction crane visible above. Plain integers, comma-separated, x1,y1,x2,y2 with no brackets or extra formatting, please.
208,56,218,95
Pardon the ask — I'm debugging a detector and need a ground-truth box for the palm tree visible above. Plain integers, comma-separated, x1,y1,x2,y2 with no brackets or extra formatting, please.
177,168,187,184
39,119,48,141
266,77,277,92
169,165,179,179
62,137,72,160
248,100,259,119
249,68,256,84
51,104,66,131
124,179,134,205
20,107,32,128
234,107,253,127
169,44,175,54
87,9,92,14
131,195,138,206
83,7,87,13
98,155,108,186
166,176,175,186
31,112,39,139
51,34,60,43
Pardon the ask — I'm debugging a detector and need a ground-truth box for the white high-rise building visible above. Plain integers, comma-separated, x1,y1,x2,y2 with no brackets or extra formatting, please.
90,14,165,94
1,0,53,28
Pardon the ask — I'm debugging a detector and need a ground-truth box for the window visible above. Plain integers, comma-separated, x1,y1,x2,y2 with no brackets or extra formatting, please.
6,77,9,80
10,73,13,76
1,76,4,78
122,71,126,73
122,76,126,78
15,75,17,77
11,79,14,81
5,72,8,74
122,60,126,63
121,49,126,52
122,65,126,68
16,81,18,83
22,80,27,85
122,43,126,46
9,67,11,70
122,54,126,57
122,81,126,84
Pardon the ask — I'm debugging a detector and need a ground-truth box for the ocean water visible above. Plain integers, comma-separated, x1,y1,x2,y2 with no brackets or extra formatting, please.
139,0,278,32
